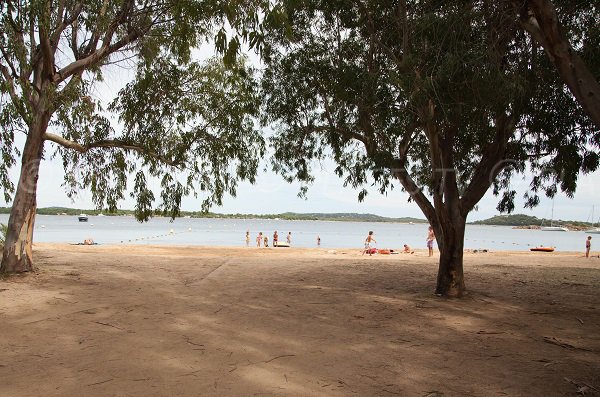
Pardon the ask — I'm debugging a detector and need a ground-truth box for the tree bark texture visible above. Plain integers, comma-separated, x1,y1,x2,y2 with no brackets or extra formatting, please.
434,215,466,297
0,123,46,273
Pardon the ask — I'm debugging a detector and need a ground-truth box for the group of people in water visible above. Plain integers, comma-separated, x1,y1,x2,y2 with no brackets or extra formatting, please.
247,230,293,247
244,225,437,254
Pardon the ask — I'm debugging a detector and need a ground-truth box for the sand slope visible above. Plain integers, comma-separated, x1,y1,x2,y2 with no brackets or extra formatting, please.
1,244,599,396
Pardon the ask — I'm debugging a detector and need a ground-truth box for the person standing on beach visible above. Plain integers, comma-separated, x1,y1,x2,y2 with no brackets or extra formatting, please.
364,231,376,255
427,226,436,257
287,232,292,245
273,231,279,247
246,230,250,247
586,236,592,258
256,232,263,247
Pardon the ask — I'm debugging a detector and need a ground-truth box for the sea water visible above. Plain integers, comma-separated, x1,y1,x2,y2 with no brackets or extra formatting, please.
0,214,590,252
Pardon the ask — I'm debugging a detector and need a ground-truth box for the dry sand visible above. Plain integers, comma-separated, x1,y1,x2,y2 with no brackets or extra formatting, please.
1,244,599,396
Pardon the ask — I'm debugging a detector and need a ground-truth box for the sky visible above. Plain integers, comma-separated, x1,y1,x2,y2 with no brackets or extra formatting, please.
2,46,599,224
4,141,599,223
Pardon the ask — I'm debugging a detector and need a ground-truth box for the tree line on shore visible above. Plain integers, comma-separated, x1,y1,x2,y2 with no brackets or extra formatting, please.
1,207,595,229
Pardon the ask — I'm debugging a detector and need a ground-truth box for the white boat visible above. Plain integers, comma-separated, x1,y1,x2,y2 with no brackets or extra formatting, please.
78,214,88,222
541,226,569,232
540,200,568,231
584,206,600,234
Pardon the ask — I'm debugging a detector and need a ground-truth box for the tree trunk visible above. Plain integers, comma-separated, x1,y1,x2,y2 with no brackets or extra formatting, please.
0,125,45,273
434,214,466,298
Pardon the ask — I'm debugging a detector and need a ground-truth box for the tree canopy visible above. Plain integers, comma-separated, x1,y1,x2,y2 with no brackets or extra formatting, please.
0,0,268,272
260,0,598,295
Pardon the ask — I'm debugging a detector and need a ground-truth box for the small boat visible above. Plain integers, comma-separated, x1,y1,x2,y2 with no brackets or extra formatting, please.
530,247,554,252
540,226,568,232
78,214,88,222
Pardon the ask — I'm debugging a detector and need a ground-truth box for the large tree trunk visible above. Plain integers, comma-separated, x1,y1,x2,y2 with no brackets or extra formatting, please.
0,124,46,273
434,215,466,297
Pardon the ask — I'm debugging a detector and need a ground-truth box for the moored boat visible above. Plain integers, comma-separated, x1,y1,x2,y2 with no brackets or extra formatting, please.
540,226,568,232
78,214,88,222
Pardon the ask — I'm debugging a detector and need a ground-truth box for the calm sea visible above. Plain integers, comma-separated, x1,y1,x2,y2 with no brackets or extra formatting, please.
0,214,591,252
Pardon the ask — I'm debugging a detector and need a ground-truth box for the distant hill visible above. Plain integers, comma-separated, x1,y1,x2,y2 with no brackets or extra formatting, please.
471,214,593,230
471,214,542,226
231,212,428,223
0,207,427,223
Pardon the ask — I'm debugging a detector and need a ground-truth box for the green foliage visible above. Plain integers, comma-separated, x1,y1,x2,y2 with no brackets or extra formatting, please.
261,0,598,213
107,56,264,220
0,1,267,222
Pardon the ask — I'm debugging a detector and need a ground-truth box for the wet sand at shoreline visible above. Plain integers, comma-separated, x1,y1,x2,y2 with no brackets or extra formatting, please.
1,244,599,396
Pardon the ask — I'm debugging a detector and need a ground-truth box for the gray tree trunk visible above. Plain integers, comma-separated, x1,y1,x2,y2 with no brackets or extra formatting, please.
0,122,46,273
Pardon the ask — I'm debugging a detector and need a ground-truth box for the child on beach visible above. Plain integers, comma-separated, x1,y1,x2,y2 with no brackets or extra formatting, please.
264,235,269,247
363,231,376,255
256,232,263,247
403,244,414,254
586,236,592,258
427,226,435,257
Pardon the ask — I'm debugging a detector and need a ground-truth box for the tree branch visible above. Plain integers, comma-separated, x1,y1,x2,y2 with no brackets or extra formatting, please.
0,63,28,120
43,132,182,168
0,45,19,79
460,113,515,214
50,2,83,51
513,0,600,128
391,158,437,224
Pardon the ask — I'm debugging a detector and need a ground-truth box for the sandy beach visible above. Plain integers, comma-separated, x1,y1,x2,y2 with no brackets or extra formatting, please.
1,244,599,396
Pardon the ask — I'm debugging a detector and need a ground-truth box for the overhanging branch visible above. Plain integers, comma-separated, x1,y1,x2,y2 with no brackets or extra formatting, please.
43,132,182,168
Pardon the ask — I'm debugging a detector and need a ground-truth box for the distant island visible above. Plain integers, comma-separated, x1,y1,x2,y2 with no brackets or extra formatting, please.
0,208,595,229
0,207,427,224
470,214,593,231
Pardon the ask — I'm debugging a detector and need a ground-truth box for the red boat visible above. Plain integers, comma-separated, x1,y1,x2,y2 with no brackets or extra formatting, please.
530,247,554,252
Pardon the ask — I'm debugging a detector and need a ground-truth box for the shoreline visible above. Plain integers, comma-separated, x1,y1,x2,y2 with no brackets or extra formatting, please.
33,242,595,257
